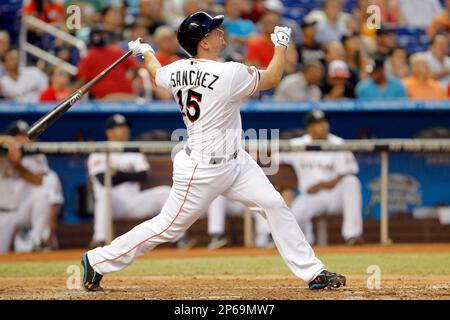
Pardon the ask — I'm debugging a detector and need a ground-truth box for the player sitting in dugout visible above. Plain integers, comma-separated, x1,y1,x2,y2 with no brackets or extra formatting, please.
87,114,195,249
275,110,364,245
0,120,56,253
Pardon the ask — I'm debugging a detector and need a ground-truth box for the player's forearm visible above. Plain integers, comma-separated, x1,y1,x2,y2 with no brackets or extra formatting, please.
143,52,162,82
307,175,344,194
258,46,287,91
11,163,43,186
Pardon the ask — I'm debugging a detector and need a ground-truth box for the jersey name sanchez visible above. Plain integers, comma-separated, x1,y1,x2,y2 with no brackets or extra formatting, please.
156,58,260,156
279,134,359,193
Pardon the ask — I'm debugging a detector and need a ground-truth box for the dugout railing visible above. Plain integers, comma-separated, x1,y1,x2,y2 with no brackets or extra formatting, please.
16,138,450,246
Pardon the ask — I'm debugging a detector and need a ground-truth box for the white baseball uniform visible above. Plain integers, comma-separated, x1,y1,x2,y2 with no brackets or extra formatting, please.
87,152,171,243
13,169,64,252
45,170,64,207
88,58,325,283
278,134,363,244
0,154,51,253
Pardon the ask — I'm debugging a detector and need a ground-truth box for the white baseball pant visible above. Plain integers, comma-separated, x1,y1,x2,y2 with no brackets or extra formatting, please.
0,185,51,253
92,185,171,242
88,149,325,283
291,175,363,244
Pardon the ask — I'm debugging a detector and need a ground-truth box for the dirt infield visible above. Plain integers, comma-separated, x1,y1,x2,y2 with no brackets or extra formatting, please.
1,275,449,300
1,244,450,300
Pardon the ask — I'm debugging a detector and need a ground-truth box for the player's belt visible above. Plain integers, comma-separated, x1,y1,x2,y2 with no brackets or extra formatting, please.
185,146,238,165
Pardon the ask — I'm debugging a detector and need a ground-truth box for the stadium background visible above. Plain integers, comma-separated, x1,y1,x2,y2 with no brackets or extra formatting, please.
0,0,450,300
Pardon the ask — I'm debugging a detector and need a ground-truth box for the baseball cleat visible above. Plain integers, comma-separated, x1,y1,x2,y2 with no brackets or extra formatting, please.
308,270,346,290
81,252,104,292
208,234,228,250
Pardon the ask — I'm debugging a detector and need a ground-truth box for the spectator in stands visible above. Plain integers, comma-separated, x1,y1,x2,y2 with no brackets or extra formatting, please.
223,0,257,53
403,53,447,99
241,0,265,23
0,31,10,78
121,18,151,52
296,18,324,65
342,32,369,79
375,0,405,26
138,0,167,36
23,0,65,25
276,110,363,245
398,0,442,28
0,48,48,102
245,11,277,69
274,61,323,101
75,27,137,101
356,54,408,98
0,120,52,253
424,33,450,89
375,24,397,58
263,0,302,46
102,5,126,43
306,0,353,44
385,46,411,79
219,26,244,62
169,0,209,29
427,0,450,37
321,42,359,98
323,60,355,100
154,26,181,66
39,66,72,102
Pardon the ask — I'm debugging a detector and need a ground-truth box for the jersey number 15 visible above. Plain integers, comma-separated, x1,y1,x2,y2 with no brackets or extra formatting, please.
176,89,202,122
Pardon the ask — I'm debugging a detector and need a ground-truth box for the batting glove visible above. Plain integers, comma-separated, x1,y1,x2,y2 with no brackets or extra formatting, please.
270,26,291,48
128,39,155,57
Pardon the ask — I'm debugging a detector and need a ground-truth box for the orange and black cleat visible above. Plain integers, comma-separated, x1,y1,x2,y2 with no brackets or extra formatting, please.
309,270,346,290
81,252,104,292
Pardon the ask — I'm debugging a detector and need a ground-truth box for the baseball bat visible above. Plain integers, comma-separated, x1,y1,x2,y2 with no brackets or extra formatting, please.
27,50,133,139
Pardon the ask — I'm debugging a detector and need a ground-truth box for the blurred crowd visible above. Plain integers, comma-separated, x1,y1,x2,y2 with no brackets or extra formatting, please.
0,0,450,103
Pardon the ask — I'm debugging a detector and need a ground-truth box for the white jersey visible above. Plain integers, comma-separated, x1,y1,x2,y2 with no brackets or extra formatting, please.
156,58,260,156
44,170,64,205
0,154,49,210
87,152,150,194
278,134,359,193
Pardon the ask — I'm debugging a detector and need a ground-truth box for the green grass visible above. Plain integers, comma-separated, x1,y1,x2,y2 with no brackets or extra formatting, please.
0,253,449,278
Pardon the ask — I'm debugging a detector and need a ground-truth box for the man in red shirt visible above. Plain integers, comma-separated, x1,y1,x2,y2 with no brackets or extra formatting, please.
40,66,71,102
23,0,64,25
76,28,137,100
245,11,278,68
154,26,181,67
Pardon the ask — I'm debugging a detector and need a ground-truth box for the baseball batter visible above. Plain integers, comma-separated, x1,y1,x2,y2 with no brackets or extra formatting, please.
0,121,51,253
87,114,172,247
278,110,363,244
82,11,346,291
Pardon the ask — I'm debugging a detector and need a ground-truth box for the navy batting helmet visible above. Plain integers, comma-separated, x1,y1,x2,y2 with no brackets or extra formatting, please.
177,11,224,57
